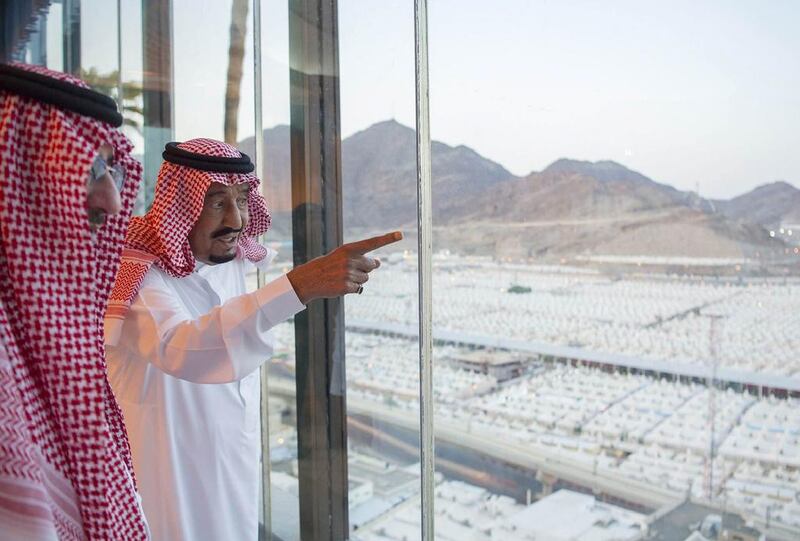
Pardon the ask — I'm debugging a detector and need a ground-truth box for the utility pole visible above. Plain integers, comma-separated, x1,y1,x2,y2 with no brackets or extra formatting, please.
704,315,723,502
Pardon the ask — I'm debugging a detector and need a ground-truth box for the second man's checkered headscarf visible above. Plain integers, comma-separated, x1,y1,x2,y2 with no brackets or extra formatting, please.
105,138,271,346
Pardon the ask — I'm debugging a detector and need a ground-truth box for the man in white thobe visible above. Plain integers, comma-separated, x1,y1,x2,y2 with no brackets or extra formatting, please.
104,138,401,541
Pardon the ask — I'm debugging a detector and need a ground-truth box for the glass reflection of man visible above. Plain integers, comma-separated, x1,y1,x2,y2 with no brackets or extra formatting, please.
0,63,149,540
105,138,401,541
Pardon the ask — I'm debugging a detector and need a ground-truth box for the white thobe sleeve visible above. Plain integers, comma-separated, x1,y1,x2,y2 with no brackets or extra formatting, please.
128,273,304,384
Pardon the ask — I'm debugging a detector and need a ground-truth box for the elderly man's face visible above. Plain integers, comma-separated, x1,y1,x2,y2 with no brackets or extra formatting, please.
86,143,122,233
188,181,250,265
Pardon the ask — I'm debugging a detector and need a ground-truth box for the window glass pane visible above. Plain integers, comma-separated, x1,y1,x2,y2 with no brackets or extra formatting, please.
118,0,144,195
9,0,140,189
120,1,286,538
245,1,301,538
9,0,121,98
171,3,298,539
338,2,424,539
173,0,253,145
5,1,297,538
79,0,120,96
8,1,65,71
425,1,800,539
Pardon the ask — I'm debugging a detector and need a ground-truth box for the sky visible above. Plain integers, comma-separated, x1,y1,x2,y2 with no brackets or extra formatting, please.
61,0,800,199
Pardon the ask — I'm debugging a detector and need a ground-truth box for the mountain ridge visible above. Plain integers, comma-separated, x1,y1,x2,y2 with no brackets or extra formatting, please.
239,120,795,260
713,180,800,227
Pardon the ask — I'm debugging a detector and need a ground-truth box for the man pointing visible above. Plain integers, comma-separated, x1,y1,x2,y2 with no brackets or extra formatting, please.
104,138,400,541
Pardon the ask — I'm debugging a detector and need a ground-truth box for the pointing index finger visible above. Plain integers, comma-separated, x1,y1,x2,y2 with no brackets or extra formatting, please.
347,231,403,254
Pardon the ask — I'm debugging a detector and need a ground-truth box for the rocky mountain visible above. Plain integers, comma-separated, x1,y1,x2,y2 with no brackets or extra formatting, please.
341,120,515,229
468,158,688,223
240,120,790,261
713,181,800,227
238,124,292,213
240,120,515,237
438,158,780,259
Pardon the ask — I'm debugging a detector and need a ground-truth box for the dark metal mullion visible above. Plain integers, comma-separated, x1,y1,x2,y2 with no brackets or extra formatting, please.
289,0,348,539
320,1,348,535
140,0,173,213
63,0,80,75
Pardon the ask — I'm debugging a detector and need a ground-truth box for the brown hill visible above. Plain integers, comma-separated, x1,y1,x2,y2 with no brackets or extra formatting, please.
438,159,781,259
713,181,800,227
240,121,788,261
341,119,515,229
472,158,687,223
239,120,515,237
238,124,292,212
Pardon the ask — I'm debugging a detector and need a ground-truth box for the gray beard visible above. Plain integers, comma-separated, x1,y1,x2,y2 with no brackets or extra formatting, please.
208,253,236,264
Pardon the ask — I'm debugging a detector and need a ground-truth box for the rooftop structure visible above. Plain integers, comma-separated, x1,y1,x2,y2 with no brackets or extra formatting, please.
446,350,535,382
311,256,800,382
642,500,763,541
498,489,646,541
258,254,800,534
352,484,646,541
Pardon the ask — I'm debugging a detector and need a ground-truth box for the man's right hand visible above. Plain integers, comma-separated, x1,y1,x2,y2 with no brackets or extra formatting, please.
286,231,403,305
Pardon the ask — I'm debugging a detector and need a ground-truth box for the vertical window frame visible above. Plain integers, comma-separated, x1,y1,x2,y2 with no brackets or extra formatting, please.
414,0,435,540
288,0,349,538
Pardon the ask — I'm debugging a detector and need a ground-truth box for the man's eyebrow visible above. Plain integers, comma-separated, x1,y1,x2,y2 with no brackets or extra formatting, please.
205,189,228,199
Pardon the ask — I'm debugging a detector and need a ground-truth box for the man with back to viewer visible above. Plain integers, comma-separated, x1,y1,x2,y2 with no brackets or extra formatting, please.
0,62,149,540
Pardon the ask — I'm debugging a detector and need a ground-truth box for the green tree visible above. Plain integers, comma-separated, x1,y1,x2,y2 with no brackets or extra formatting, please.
79,68,144,136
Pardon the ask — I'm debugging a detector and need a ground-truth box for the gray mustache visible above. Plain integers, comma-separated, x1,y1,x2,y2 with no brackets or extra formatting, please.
212,227,243,239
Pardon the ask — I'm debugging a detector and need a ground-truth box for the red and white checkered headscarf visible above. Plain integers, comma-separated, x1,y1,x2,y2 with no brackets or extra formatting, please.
0,64,148,539
104,138,270,345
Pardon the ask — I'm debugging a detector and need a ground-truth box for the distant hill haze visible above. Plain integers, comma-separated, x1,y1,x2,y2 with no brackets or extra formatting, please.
713,181,800,228
240,119,514,228
341,120,515,229
240,120,796,261
239,125,292,212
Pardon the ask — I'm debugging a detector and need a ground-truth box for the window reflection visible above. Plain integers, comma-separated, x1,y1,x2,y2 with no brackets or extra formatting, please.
342,1,800,539
339,3,423,538
4,0,798,539
4,1,300,538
